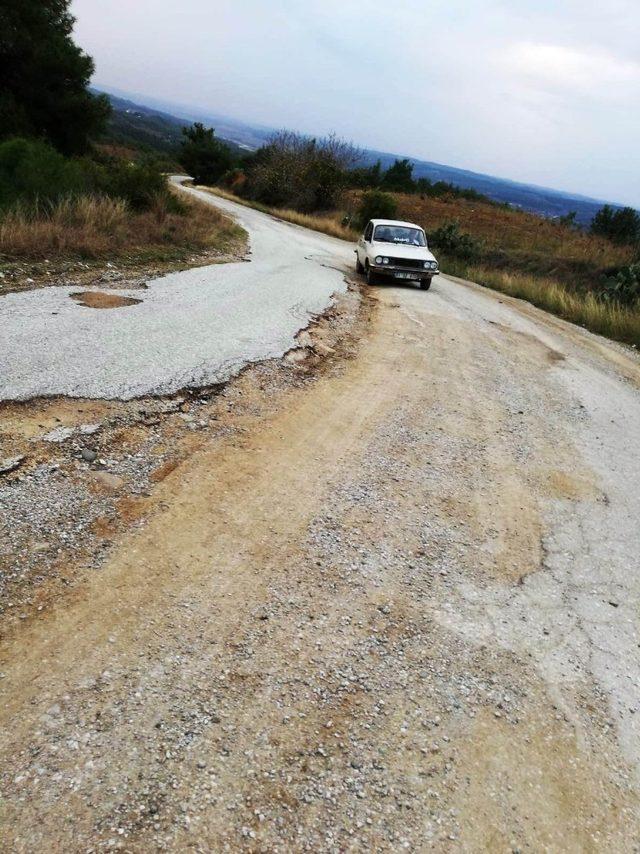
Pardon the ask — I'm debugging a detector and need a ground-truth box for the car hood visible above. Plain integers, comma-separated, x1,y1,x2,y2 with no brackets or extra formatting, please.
371,242,438,263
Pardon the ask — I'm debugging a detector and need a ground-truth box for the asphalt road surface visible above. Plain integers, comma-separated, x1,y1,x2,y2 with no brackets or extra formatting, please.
2,183,640,849
0,177,352,400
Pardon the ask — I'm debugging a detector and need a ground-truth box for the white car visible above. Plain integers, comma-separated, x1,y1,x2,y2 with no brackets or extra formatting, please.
355,219,439,289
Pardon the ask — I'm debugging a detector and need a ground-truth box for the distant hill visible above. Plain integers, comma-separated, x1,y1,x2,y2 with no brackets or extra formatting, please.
358,149,620,225
96,90,247,159
96,86,631,224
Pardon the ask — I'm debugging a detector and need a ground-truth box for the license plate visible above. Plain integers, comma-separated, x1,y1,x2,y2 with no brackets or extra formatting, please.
394,271,419,280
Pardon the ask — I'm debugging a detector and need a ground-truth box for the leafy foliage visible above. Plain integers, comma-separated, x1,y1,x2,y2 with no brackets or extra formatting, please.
380,159,415,193
600,263,640,306
591,205,640,245
348,160,383,189
241,131,360,212
180,124,236,185
345,158,493,204
427,221,480,259
0,138,86,208
0,137,170,212
356,191,398,227
0,0,110,155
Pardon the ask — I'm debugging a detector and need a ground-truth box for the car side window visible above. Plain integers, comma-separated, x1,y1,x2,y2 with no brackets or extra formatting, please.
364,222,373,242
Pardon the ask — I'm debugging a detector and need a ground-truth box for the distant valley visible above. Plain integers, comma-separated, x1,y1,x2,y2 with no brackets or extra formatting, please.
98,86,630,225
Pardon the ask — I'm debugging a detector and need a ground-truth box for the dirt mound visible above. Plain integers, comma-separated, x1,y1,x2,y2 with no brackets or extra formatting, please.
70,290,142,309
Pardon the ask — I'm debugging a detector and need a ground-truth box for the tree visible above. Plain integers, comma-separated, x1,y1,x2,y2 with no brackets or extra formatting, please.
591,204,640,245
0,0,110,155
381,158,415,193
180,124,235,185
559,210,578,229
348,160,382,189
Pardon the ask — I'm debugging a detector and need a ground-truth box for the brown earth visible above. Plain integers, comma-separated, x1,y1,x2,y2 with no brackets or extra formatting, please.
71,291,142,309
1,273,639,851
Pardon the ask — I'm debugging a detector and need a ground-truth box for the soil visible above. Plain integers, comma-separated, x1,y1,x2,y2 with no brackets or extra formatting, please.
1,274,640,851
71,291,143,309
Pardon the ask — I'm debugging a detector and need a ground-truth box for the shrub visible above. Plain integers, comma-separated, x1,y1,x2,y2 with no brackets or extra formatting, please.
356,190,398,227
599,263,640,306
428,221,481,259
0,137,171,214
242,131,360,212
95,157,169,211
0,137,86,208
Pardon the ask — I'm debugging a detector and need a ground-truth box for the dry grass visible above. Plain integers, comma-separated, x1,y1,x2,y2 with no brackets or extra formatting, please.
445,258,640,347
344,190,634,286
202,186,356,241
201,184,640,348
0,193,245,262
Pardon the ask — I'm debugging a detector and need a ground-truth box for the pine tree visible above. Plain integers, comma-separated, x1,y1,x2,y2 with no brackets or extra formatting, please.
0,0,110,155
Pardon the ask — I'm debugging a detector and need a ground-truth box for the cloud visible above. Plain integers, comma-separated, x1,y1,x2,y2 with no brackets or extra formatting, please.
504,42,640,100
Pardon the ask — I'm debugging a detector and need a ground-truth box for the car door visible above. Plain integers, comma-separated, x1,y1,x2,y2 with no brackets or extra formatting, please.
358,221,373,264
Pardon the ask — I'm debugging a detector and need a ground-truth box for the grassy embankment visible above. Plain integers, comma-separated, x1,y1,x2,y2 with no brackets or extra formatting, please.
0,139,246,292
0,193,242,264
205,184,640,347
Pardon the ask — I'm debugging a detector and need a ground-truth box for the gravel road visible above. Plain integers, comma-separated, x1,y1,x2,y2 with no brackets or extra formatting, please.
0,177,351,400
1,190,640,850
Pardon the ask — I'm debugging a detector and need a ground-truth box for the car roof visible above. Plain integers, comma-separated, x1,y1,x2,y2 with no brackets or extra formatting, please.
370,219,424,230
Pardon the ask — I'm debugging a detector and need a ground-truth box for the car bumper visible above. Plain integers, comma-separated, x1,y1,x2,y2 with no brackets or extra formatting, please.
372,266,439,280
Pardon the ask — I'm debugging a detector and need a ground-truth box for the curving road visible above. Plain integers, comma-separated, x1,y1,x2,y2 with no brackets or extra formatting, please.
2,181,640,848
0,177,353,400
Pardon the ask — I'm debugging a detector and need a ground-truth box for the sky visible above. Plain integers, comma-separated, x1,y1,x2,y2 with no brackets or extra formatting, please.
71,0,640,206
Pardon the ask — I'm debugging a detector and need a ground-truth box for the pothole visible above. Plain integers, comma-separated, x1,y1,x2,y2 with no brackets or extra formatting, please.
70,291,142,309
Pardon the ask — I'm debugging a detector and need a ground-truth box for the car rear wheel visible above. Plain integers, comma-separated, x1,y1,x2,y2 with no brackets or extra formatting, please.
420,277,432,291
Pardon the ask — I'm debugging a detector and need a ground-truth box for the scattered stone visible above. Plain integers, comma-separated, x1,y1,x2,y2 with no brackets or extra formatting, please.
314,341,335,357
81,448,98,463
42,426,75,443
0,455,25,475
91,471,125,491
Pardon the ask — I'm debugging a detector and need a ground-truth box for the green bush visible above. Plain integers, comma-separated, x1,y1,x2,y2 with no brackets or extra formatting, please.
0,137,86,208
0,137,170,214
600,262,640,306
95,157,168,211
356,191,398,227
428,221,481,260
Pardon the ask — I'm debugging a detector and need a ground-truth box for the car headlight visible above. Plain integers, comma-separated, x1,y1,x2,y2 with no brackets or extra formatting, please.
425,260,437,270
383,257,389,265
375,256,383,265
423,261,431,270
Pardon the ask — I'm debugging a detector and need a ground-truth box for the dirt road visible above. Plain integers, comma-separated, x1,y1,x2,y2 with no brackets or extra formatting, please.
2,199,640,850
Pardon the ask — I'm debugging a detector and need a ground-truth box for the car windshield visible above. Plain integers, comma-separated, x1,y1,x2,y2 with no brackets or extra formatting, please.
373,225,426,247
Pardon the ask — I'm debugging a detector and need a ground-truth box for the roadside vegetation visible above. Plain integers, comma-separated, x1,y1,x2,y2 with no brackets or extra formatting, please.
4,2,639,345
0,2,244,287
192,130,640,347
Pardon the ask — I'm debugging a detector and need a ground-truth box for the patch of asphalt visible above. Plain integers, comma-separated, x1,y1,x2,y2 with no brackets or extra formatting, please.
0,178,354,401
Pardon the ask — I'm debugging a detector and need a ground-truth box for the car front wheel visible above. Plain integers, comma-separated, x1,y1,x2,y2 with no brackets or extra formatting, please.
420,277,432,291
366,263,377,285
356,255,364,274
